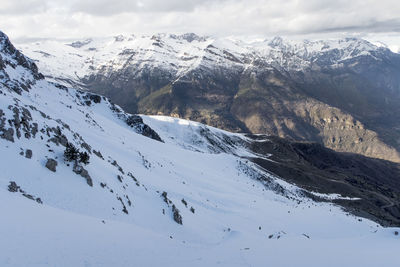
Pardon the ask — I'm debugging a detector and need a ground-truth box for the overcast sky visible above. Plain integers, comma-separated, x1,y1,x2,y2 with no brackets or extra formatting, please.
1,0,400,50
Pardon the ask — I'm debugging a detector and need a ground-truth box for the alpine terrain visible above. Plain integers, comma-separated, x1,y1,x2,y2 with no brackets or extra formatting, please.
19,33,400,163
1,30,400,267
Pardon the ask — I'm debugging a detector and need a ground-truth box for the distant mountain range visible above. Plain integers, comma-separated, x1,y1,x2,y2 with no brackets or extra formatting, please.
19,33,400,163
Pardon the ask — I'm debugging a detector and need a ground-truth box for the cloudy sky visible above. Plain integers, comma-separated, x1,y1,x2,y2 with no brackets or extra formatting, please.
1,0,400,50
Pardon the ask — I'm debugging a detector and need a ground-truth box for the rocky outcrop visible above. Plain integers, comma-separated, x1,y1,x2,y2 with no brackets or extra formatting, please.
7,181,43,204
73,162,93,186
0,31,44,94
161,191,183,225
45,158,57,172
25,149,32,159
125,115,163,142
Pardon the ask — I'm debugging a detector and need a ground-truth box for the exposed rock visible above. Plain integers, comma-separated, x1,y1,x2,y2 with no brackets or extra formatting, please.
8,181,20,192
181,198,188,207
45,158,57,172
25,149,32,159
88,93,102,103
73,162,93,186
7,181,43,204
161,191,170,204
117,196,128,214
81,142,91,153
111,160,124,174
48,133,68,147
125,115,163,142
172,204,183,225
160,191,183,224
22,193,35,201
1,127,14,142
127,172,140,186
0,31,43,94
93,150,104,159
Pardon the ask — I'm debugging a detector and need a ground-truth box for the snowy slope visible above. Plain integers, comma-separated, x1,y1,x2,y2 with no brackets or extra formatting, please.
1,31,400,266
17,33,391,87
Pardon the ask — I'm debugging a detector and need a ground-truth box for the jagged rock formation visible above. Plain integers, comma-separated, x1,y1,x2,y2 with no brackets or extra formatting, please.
0,32,43,94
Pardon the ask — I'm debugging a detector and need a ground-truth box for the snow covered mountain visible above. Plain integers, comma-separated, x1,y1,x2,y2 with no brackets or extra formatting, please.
2,31,400,266
18,33,400,163
18,33,392,87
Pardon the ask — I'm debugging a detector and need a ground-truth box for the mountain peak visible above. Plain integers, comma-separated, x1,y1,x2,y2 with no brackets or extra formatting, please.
268,36,284,47
0,31,44,94
0,30,15,54
66,38,93,48
169,32,208,42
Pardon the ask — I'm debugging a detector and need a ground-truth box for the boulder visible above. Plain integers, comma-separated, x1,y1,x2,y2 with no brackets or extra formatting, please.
45,158,57,172
25,149,32,159
73,162,93,186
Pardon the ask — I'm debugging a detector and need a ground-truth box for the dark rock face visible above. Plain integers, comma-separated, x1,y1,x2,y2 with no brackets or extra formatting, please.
45,158,57,172
172,205,183,225
246,134,400,226
88,94,101,103
0,31,44,94
82,92,102,105
118,113,163,142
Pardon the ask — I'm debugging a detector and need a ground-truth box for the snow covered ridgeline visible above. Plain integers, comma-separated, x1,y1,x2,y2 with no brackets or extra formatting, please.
18,33,392,86
1,31,400,266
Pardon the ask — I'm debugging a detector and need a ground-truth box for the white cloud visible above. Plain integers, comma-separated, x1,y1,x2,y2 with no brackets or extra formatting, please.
1,0,399,49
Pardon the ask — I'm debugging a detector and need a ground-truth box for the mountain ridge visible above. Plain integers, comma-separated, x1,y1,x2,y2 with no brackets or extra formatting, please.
19,33,396,85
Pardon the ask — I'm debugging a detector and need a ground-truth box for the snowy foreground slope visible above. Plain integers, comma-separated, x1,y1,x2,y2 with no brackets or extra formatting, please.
1,32,400,266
